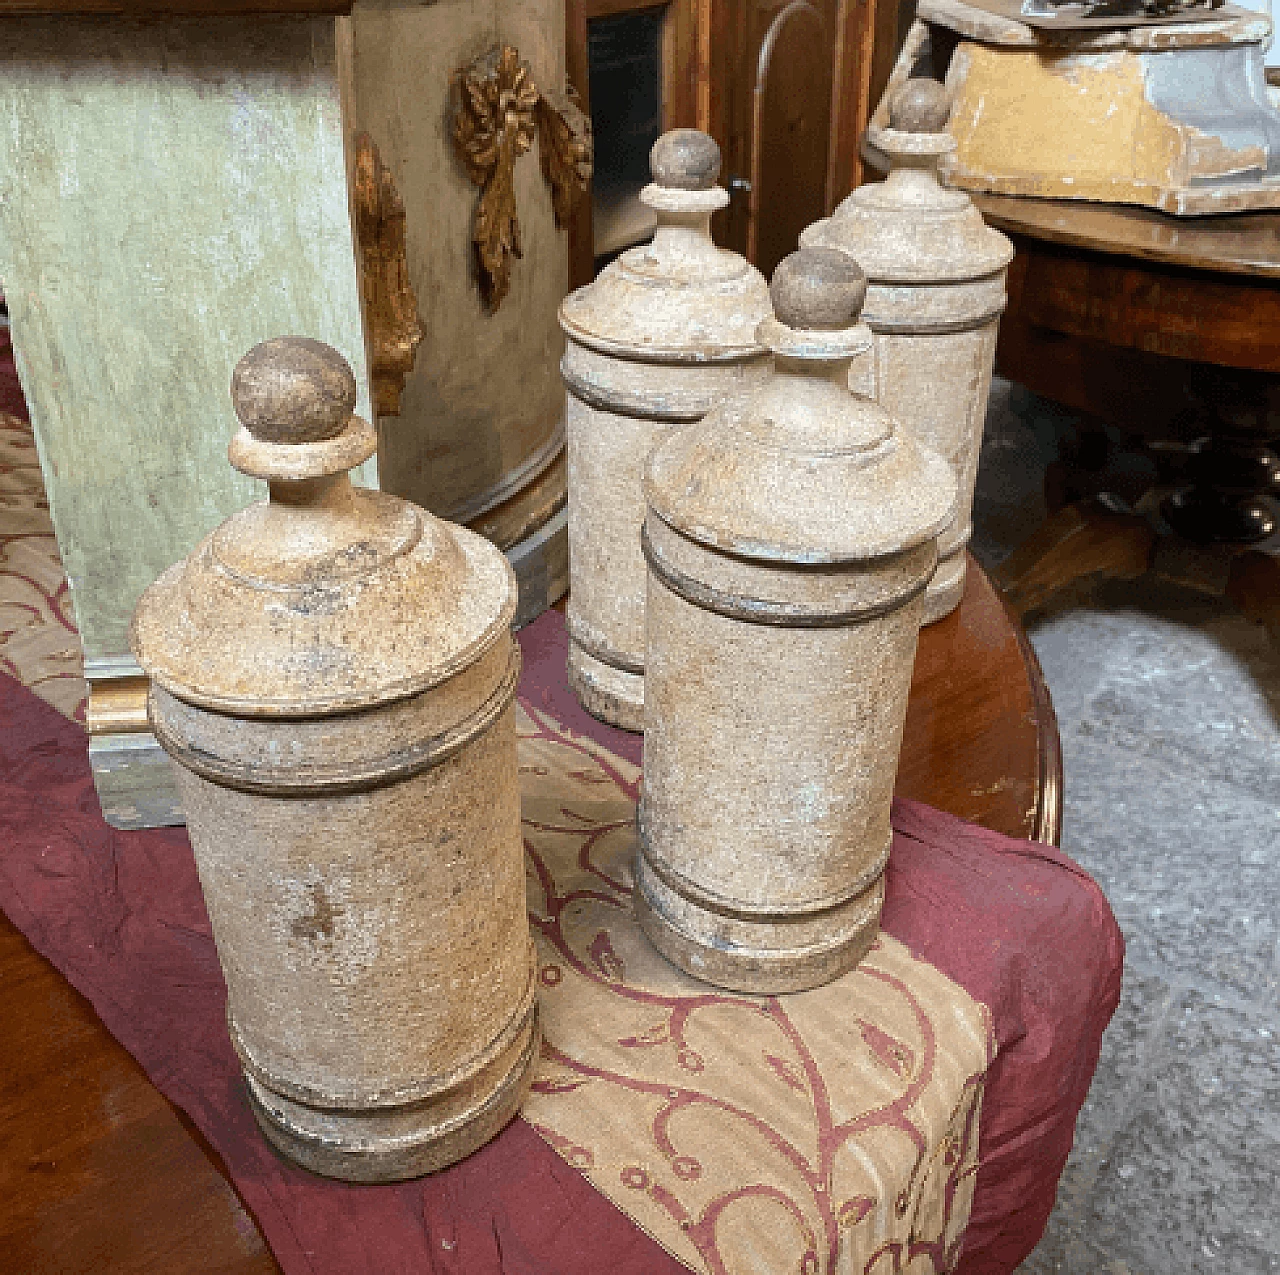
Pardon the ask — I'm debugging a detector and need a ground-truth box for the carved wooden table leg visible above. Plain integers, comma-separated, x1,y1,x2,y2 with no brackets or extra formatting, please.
992,496,1156,622
1043,415,1114,515
967,192,1280,628
1162,371,1280,544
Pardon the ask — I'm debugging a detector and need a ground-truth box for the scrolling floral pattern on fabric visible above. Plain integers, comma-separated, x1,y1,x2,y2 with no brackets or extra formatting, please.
0,409,86,723
1,392,993,1275
517,701,995,1275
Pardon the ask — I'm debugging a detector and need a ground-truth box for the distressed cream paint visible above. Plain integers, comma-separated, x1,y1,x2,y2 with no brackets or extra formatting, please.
342,0,572,602
130,337,536,1181
560,130,771,732
947,44,1269,201
803,80,1011,625
0,16,373,826
867,0,1280,215
637,250,956,994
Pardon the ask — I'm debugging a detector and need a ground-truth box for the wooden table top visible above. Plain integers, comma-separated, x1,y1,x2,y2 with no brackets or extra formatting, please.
0,1,350,13
0,557,1060,1274
974,191,1280,280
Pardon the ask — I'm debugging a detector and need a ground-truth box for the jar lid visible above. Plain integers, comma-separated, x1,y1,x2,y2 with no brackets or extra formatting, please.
559,129,771,363
802,79,1012,285
130,337,516,717
645,249,956,563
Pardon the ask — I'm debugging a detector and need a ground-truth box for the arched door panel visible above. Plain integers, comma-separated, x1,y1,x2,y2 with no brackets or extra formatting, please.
749,1,835,279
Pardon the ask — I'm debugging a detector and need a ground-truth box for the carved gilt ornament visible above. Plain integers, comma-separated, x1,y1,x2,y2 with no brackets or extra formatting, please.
452,45,592,312
353,133,425,417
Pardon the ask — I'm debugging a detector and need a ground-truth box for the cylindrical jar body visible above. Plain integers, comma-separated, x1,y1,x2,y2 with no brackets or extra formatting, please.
852,269,1005,622
635,512,936,993
801,128,1012,625
149,632,536,1182
563,341,770,730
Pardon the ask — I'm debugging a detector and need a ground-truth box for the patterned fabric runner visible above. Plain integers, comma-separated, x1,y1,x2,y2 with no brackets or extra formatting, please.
1,392,990,1270
0,406,86,722
1,358,1123,1273
517,701,992,1274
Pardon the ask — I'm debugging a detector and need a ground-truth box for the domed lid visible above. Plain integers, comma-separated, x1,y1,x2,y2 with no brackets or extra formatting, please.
559,129,771,363
801,80,1012,285
645,249,956,563
129,337,516,717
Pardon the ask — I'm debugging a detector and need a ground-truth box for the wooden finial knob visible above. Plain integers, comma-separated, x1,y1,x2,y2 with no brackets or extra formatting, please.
770,249,867,332
231,337,357,445
889,78,951,134
650,129,722,191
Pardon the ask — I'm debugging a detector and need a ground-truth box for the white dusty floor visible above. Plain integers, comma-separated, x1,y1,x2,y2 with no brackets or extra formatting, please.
974,381,1280,1275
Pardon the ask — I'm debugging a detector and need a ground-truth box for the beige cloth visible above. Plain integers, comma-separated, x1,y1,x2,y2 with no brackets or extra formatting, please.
0,410,87,722
518,701,994,1275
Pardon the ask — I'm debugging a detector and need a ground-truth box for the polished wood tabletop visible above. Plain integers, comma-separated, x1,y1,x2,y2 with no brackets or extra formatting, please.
977,191,1280,410
974,191,1280,280
0,557,1060,1274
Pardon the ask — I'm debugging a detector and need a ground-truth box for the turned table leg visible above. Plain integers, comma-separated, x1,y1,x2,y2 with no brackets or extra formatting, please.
1162,369,1280,544
992,496,1156,622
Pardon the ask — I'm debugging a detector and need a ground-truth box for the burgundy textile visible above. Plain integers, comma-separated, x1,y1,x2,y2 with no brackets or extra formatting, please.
0,325,30,420
0,613,1122,1275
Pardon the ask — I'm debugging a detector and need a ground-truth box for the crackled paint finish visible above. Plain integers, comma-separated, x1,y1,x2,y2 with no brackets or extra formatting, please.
130,338,536,1182
560,135,771,731
880,0,1280,214
636,251,955,994
947,41,1280,212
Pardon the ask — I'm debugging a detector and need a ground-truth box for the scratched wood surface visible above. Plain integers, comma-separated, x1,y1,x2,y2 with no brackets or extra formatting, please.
0,557,1059,1275
975,193,1280,282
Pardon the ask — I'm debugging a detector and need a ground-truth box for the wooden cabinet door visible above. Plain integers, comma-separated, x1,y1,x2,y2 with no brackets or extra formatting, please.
567,0,906,286
710,0,907,279
715,0,837,278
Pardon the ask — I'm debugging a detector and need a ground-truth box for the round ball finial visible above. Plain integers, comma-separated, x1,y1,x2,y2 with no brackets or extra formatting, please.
770,249,867,332
231,337,358,445
650,129,722,191
889,78,951,134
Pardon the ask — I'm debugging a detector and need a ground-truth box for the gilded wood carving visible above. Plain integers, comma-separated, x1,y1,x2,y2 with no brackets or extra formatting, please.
353,133,425,417
535,86,593,228
452,45,592,311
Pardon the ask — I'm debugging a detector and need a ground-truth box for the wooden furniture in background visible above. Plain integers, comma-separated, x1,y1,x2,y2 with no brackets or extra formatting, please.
0,558,1061,1273
975,193,1280,640
567,0,910,286
707,0,907,278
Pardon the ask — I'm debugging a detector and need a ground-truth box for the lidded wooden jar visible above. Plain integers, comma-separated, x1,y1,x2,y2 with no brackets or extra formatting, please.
129,338,537,1182
637,250,956,994
559,129,772,732
801,79,1012,624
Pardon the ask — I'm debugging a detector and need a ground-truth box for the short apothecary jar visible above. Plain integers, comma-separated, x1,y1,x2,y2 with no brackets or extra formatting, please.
636,250,956,994
130,338,537,1182
802,79,1012,624
559,128,771,731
